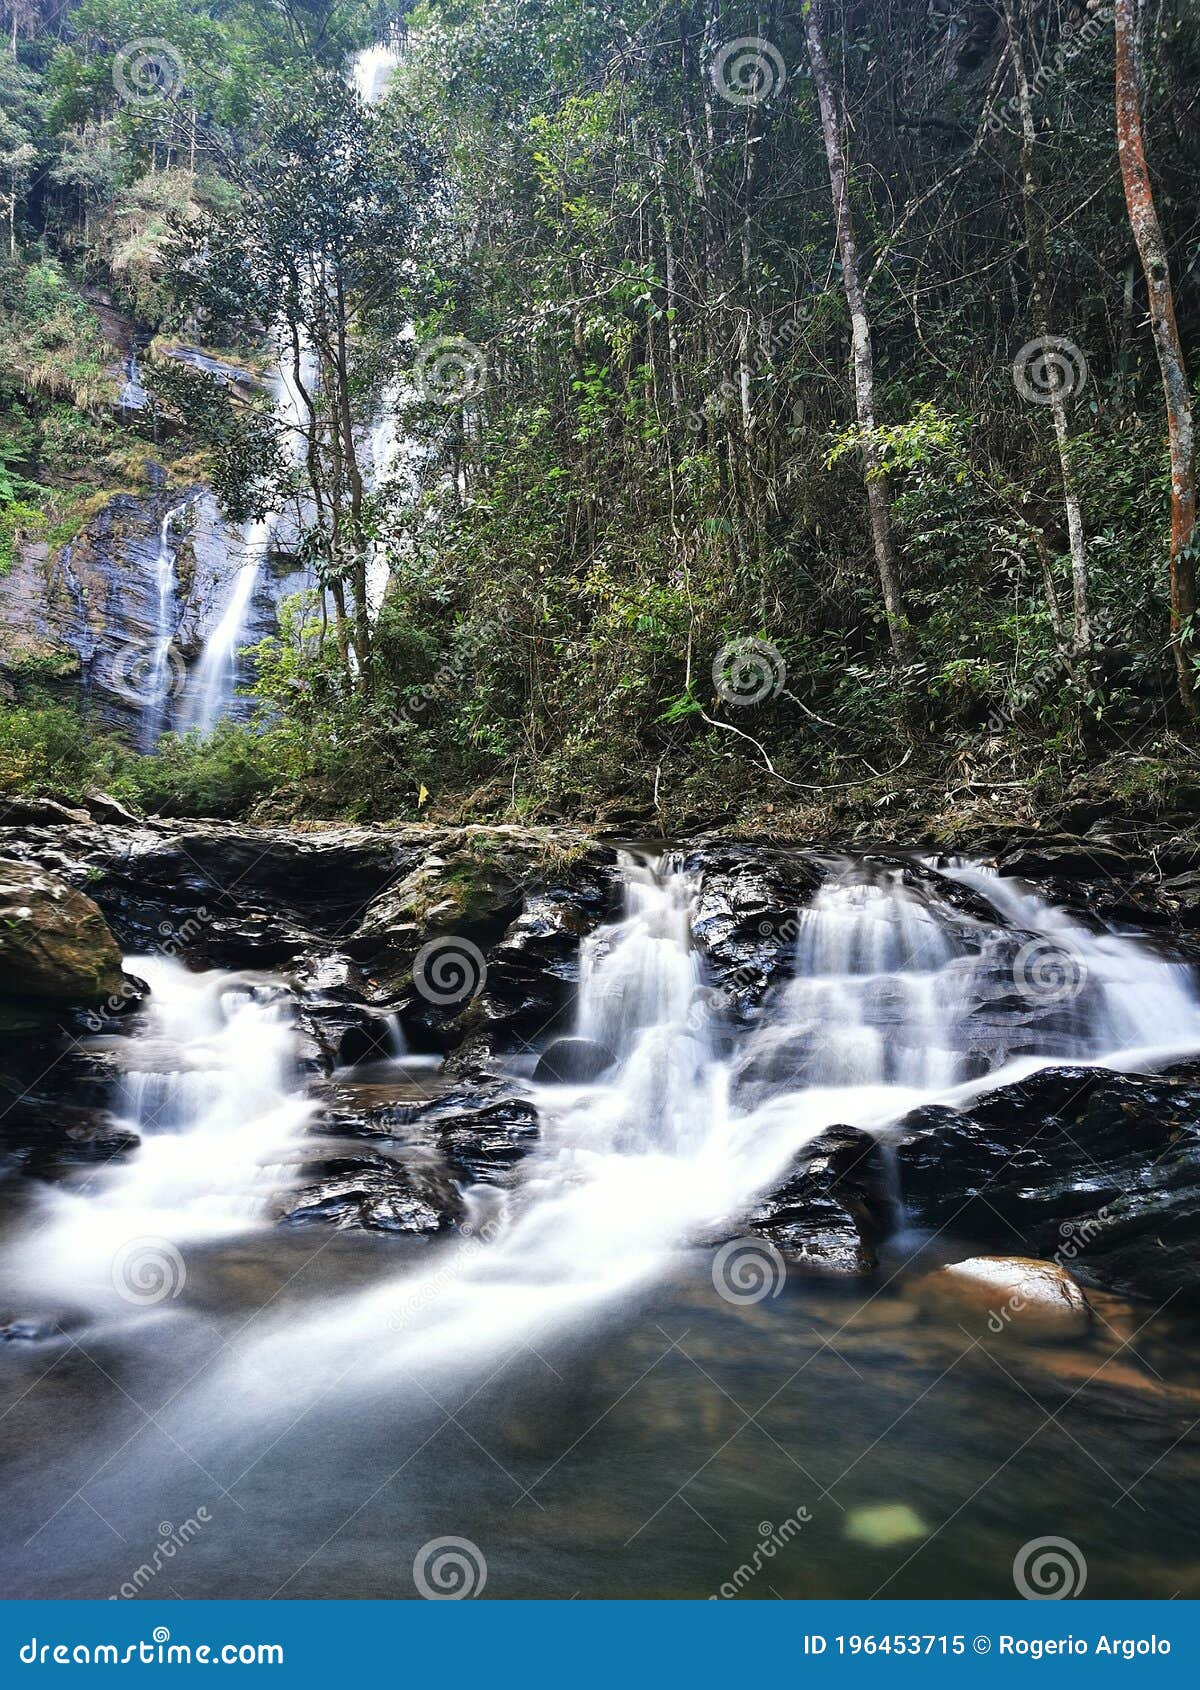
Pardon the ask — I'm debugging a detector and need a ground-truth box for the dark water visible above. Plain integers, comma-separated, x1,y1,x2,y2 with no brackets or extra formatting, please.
2,1216,1198,1601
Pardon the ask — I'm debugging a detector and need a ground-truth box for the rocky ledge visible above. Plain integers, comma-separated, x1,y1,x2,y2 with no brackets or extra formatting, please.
3,809,1200,1316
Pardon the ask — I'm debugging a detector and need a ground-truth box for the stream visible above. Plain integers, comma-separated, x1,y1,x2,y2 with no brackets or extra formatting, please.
2,846,1200,1598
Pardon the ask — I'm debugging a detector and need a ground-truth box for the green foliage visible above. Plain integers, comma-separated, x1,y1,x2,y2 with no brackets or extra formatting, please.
0,702,128,797
119,720,282,817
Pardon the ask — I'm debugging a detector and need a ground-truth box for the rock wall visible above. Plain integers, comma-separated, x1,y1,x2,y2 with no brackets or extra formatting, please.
0,480,311,738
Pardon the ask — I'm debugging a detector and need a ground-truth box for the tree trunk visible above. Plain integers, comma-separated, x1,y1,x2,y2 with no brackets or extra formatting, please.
1115,0,1197,716
803,5,912,664
1004,0,1091,667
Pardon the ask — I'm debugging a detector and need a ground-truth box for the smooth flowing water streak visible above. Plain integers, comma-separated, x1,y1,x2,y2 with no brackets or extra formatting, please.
14,853,1200,1435
352,41,419,619
162,849,1200,1434
8,957,313,1319
184,517,273,732
184,350,315,731
119,349,149,412
351,41,401,103
138,500,190,750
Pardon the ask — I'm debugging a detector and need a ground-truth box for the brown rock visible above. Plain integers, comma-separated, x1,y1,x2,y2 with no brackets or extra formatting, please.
0,858,125,1012
914,1255,1093,1343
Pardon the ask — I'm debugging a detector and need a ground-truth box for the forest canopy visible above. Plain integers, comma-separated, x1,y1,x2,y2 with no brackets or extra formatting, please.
2,0,1199,824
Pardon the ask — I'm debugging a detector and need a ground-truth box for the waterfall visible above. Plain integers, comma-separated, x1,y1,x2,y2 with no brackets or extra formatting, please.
351,41,401,104
119,349,149,412
9,956,313,1317
183,350,314,732
182,848,1200,1419
138,499,190,750
352,38,419,620
12,850,1200,1420
183,516,273,734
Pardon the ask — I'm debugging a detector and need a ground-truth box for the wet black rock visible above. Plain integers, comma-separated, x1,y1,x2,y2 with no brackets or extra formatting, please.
532,1037,615,1083
684,845,824,1022
895,1064,1200,1305
279,1166,446,1234
433,1096,540,1186
750,1127,894,1275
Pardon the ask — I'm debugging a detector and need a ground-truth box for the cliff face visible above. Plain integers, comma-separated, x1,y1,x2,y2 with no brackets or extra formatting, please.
0,283,307,741
0,479,310,738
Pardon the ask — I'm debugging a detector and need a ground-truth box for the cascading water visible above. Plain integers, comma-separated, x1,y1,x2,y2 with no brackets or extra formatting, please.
138,499,191,750
351,40,401,104
9,956,313,1318
351,39,423,619
168,848,1200,1420
119,349,149,412
184,516,273,733
184,352,314,732
6,848,1200,1598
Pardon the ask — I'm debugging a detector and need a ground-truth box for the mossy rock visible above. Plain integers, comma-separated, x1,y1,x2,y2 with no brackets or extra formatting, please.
0,858,125,1011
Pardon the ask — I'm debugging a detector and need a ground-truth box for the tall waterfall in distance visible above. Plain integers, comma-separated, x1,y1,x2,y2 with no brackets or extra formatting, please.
352,36,418,619
138,498,191,751
183,351,315,733
351,40,401,104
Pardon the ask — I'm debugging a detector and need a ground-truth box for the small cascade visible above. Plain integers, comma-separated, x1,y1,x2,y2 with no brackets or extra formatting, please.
941,858,1200,1061
11,956,313,1316
119,349,149,412
769,871,963,1090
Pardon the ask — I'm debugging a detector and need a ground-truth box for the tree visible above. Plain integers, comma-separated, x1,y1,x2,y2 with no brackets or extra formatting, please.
1003,0,1091,675
171,73,426,682
1115,0,1197,715
802,2,911,666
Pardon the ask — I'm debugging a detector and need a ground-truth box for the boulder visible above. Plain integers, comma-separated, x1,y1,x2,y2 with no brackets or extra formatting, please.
749,1126,894,1274
0,796,91,827
532,1036,615,1083
913,1256,1092,1342
0,859,125,1024
682,844,825,1023
896,1063,1200,1305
